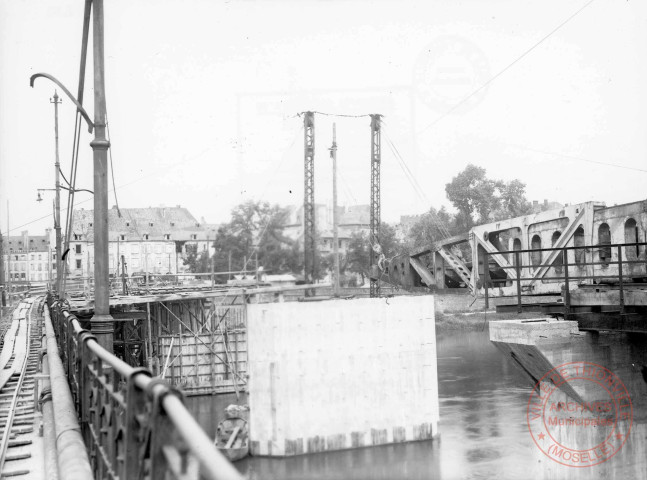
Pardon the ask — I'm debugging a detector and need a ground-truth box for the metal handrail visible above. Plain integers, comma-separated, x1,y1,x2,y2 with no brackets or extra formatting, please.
49,298,243,480
485,241,647,255
483,242,646,316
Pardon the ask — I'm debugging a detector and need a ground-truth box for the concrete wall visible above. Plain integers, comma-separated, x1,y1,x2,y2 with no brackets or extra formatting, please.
247,296,439,456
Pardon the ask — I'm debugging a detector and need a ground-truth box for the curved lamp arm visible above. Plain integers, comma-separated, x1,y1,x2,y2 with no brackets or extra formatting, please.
30,73,94,133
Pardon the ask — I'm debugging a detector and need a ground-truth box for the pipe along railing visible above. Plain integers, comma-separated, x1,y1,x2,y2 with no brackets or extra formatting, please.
483,242,647,317
47,296,243,480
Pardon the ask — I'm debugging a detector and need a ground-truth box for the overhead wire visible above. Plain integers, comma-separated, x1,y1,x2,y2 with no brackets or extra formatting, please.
506,143,647,174
105,113,121,217
382,125,452,239
417,0,596,134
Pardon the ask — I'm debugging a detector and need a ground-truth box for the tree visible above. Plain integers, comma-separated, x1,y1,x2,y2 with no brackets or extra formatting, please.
406,206,460,251
211,200,299,282
445,164,532,228
346,231,370,284
183,244,210,273
343,224,404,284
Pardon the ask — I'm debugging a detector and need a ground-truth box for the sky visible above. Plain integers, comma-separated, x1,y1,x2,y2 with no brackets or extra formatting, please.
1,0,646,238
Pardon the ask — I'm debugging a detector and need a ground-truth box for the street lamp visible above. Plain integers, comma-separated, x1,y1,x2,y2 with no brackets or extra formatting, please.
30,0,114,352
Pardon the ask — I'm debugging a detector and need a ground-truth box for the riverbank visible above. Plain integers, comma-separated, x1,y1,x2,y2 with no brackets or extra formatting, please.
435,310,547,331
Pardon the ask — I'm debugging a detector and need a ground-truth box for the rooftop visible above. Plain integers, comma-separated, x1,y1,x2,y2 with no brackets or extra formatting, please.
72,206,216,242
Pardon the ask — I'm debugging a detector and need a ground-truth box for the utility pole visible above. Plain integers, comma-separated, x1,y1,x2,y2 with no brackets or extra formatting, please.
0,229,5,307
330,123,340,295
90,0,114,351
6,202,11,305
51,91,63,297
303,111,316,295
121,255,127,295
369,114,382,298
228,251,232,282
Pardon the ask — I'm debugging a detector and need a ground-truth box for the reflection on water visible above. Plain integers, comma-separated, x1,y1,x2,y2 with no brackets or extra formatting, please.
186,330,645,480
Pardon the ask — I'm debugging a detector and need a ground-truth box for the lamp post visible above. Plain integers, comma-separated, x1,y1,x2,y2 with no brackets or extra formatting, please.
30,0,113,351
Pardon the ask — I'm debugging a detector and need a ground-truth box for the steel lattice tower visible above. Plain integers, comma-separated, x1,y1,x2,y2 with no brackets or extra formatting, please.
369,114,382,298
303,112,316,294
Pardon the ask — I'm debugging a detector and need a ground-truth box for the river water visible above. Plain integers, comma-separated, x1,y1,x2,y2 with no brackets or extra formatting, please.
186,329,645,480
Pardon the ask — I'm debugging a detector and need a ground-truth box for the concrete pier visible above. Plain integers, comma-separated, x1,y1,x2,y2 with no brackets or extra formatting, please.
247,296,439,456
490,318,647,477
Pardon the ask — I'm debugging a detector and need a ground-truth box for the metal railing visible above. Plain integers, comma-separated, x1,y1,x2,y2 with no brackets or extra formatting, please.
48,297,243,480
483,242,647,317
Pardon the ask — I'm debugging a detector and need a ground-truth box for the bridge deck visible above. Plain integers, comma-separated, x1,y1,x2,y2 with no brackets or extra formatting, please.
0,299,45,479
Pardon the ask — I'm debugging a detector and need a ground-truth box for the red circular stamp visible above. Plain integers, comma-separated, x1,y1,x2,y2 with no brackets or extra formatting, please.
527,361,633,467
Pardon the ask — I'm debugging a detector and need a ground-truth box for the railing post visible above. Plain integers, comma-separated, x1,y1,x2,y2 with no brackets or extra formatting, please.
123,369,152,479
484,251,489,310
149,386,199,480
617,245,625,321
515,251,522,314
563,247,571,320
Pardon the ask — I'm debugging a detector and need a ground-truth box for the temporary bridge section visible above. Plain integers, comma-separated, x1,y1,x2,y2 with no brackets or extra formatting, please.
68,283,327,395
390,199,647,299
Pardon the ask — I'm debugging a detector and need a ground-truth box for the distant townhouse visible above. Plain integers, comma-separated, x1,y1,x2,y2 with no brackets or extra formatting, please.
1,230,54,284
71,205,217,278
281,204,370,256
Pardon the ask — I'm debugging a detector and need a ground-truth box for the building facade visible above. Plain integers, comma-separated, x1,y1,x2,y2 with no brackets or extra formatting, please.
281,204,370,256
1,230,54,284
71,206,217,278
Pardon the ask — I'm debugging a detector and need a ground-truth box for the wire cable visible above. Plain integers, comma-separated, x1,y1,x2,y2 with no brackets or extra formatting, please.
417,0,596,134
105,113,122,217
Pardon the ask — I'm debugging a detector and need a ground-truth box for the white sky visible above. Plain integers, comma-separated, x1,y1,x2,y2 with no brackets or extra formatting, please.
1,0,646,237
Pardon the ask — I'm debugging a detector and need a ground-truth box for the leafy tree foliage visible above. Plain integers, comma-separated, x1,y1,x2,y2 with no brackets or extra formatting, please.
344,224,404,284
183,244,210,273
210,201,300,281
445,164,532,229
405,206,459,251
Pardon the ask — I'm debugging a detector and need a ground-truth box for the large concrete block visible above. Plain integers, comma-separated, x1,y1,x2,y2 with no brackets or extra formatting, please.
247,296,439,456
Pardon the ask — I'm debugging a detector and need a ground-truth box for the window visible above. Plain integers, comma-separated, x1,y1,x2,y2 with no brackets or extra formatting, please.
155,244,162,253
598,223,611,267
625,218,639,260
165,244,173,253
149,222,154,227
120,235,126,241
143,234,149,240
74,234,78,240
38,264,42,271
551,231,563,273
164,234,171,240
574,226,585,265
170,222,175,227
21,273,25,279
126,222,130,226
30,254,35,261
76,259,82,269
30,264,35,271
89,223,93,227
38,254,42,261
191,234,197,240
530,235,542,268
75,244,82,254
131,244,140,253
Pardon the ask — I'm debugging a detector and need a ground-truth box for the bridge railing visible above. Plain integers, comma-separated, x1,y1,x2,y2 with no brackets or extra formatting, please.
483,241,647,317
49,298,243,480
